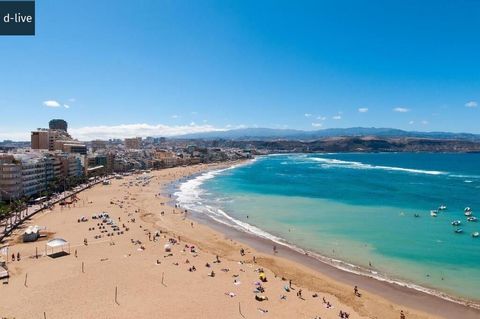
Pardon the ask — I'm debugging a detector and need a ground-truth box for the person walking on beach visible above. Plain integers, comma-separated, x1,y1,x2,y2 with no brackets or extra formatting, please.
296,289,303,299
400,310,406,319
354,285,360,297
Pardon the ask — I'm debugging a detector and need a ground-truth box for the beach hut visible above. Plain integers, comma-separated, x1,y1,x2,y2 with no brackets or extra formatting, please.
45,238,70,258
23,225,45,242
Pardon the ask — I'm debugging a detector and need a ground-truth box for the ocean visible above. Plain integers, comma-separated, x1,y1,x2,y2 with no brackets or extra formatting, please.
174,153,480,303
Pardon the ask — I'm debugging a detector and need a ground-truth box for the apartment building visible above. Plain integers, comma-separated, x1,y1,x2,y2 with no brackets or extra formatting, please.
0,152,84,201
55,153,83,179
54,140,87,155
31,129,72,151
124,137,142,149
0,155,22,200
154,150,179,168
19,155,48,198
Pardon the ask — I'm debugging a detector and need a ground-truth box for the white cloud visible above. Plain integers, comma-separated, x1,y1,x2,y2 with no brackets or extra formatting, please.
0,131,30,141
332,115,342,120
393,107,409,113
358,107,368,113
63,104,70,109
316,116,326,121
421,120,429,125
69,123,225,140
43,100,61,108
465,101,478,108
311,122,323,128
409,120,414,125
304,113,312,117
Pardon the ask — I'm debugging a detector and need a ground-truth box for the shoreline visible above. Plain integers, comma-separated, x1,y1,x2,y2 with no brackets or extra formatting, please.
170,160,480,318
0,161,477,318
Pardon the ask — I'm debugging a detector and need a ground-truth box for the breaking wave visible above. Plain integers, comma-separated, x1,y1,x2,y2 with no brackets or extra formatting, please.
310,157,447,175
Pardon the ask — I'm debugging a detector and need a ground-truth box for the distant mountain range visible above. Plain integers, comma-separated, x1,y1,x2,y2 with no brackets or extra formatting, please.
175,127,480,141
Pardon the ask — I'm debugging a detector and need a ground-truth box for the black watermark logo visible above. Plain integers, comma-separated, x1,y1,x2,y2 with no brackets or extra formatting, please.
0,1,35,36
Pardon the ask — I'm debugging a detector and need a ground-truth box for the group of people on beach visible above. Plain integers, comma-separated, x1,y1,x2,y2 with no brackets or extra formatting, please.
3,166,418,319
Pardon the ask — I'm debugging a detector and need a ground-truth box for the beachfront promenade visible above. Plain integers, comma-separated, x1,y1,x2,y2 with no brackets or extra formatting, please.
0,176,112,242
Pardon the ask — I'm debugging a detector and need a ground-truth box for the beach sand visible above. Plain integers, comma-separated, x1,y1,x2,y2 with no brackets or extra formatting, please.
0,163,476,318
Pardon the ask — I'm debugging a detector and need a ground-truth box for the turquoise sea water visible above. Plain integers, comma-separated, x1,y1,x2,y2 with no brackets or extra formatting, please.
175,153,480,302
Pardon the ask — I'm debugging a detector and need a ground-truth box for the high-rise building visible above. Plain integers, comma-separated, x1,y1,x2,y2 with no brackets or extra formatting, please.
31,130,49,150
49,119,68,131
31,128,72,151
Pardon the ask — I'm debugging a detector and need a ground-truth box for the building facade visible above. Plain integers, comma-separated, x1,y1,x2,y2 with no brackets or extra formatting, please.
31,129,72,151
0,152,85,201
0,155,22,200
49,119,68,131
124,137,142,149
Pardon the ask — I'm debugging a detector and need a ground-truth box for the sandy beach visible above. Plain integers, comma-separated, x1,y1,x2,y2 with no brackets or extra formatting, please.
0,162,478,319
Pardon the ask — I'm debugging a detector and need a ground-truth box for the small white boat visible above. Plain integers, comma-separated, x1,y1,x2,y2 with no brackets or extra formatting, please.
472,232,479,238
467,217,478,222
454,228,464,234
465,211,473,217
465,207,472,212
451,220,462,226
438,205,447,210
430,211,437,217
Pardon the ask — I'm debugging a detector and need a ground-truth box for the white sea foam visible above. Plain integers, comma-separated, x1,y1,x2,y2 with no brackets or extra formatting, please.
310,157,447,175
174,159,258,206
449,174,480,179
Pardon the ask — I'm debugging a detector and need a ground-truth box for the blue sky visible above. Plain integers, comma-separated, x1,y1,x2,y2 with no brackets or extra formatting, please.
1,0,479,140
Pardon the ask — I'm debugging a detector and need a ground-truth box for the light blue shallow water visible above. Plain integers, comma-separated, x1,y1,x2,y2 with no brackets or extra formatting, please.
176,153,480,301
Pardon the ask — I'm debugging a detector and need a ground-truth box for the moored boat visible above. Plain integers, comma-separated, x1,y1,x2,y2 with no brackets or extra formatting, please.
430,211,437,217
467,217,478,222
454,228,464,234
451,220,462,226
439,205,447,210
465,211,473,217
472,232,479,238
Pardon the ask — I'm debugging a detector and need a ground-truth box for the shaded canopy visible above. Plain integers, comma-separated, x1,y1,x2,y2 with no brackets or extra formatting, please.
46,238,68,248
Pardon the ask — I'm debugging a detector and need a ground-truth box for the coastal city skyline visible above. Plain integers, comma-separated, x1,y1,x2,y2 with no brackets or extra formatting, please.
2,0,480,141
